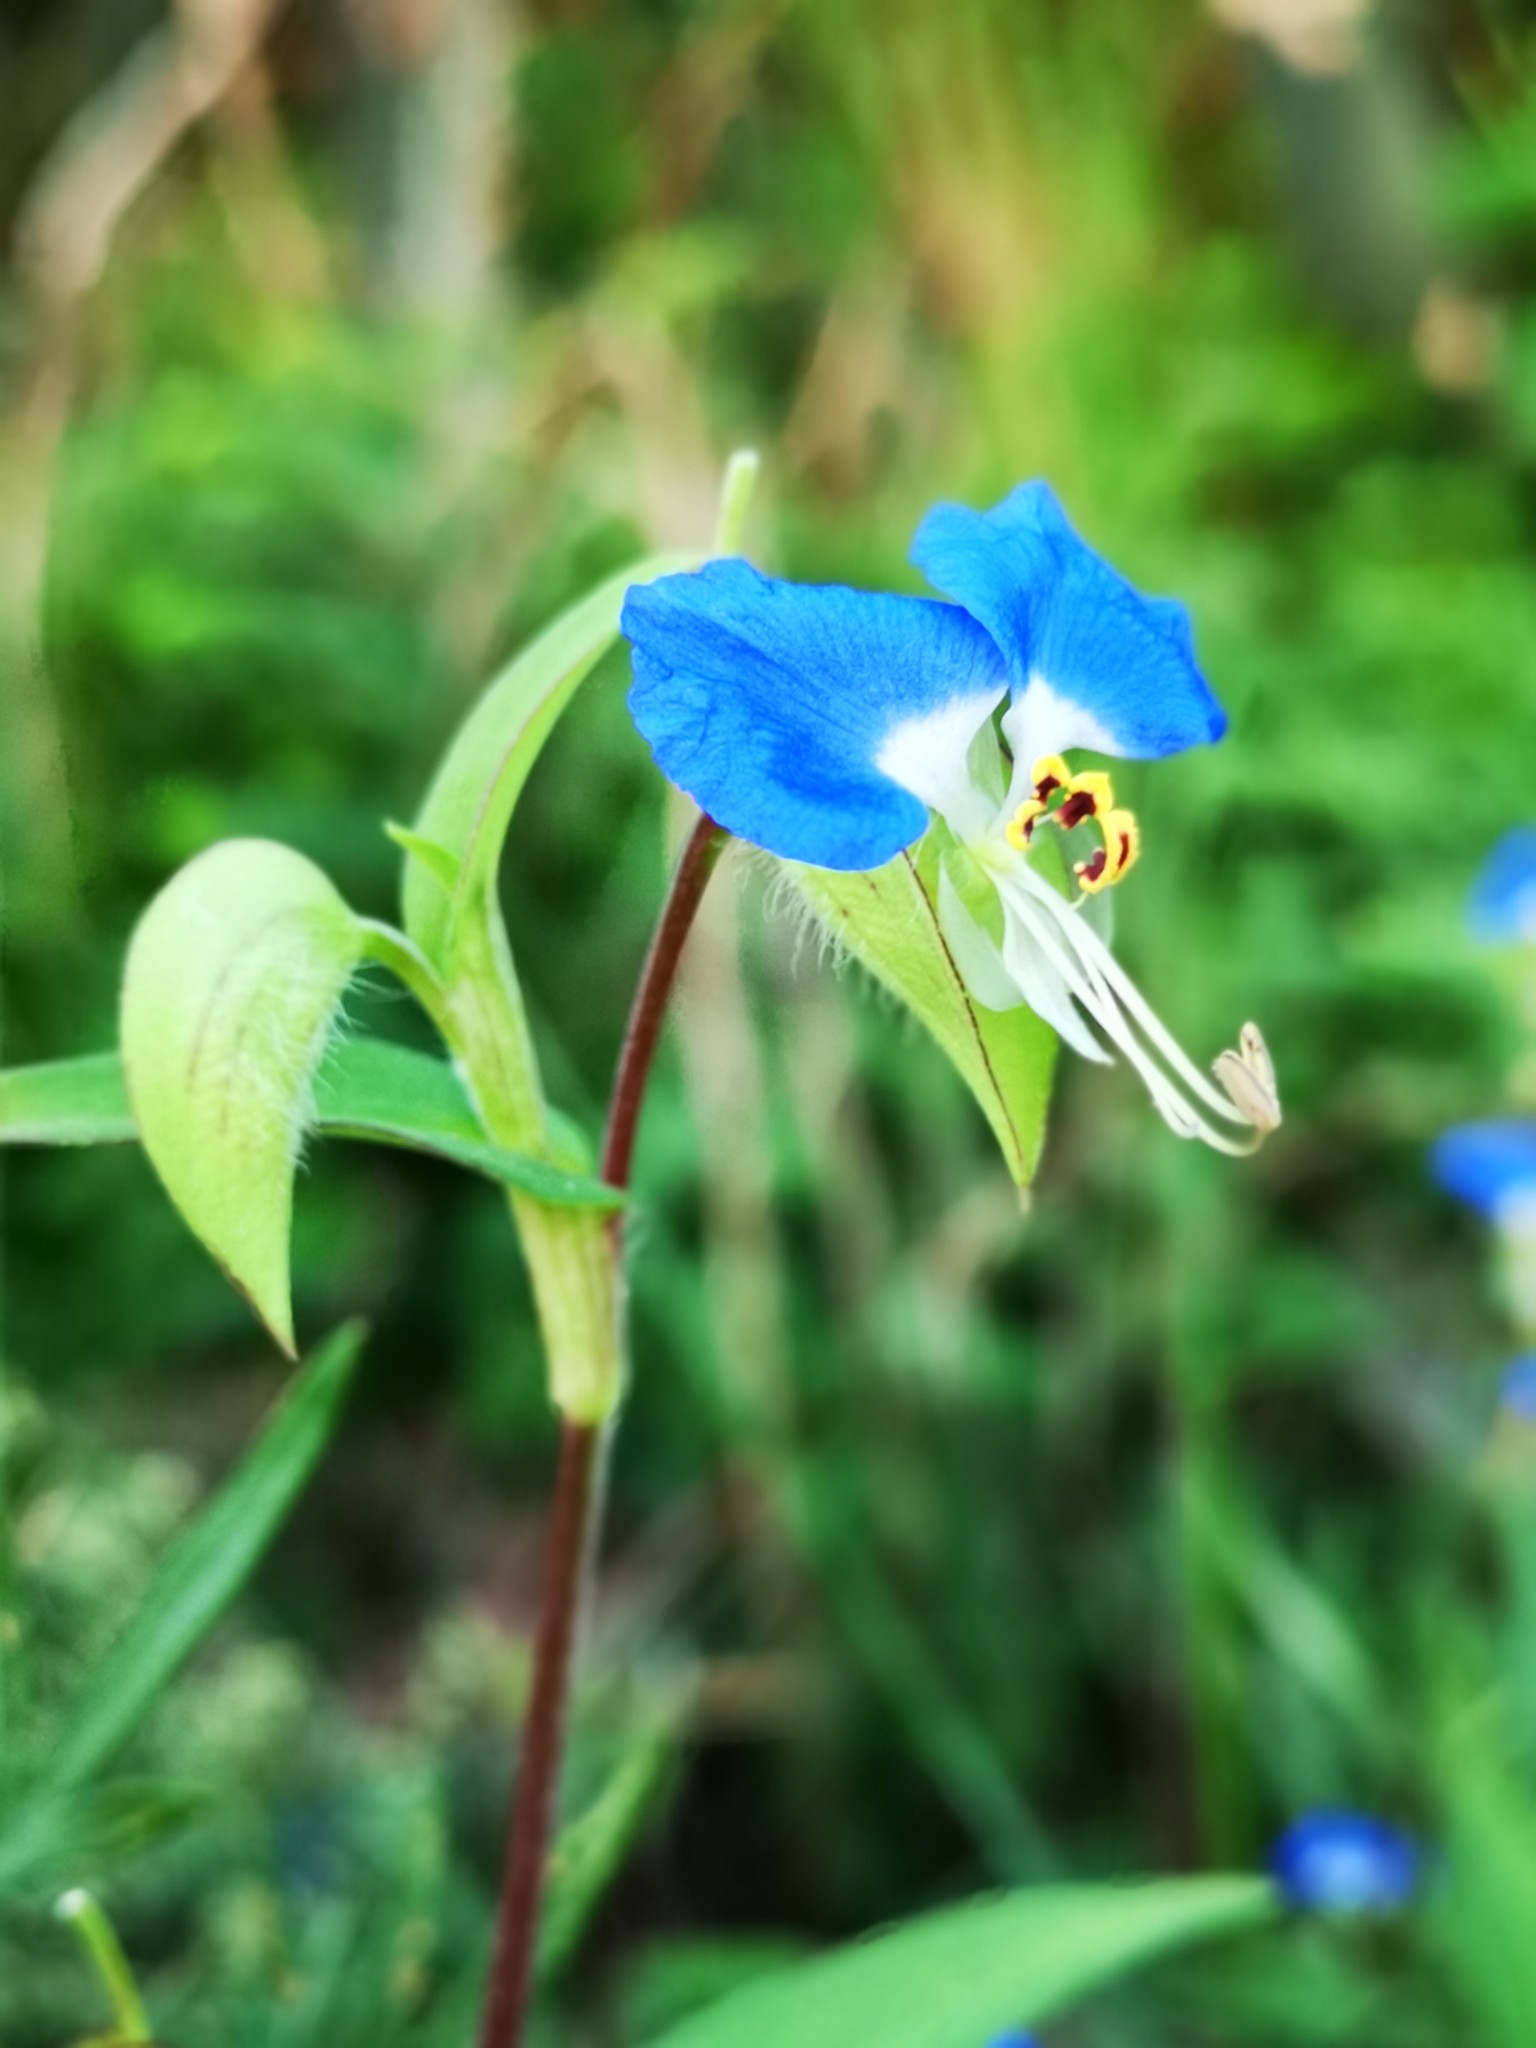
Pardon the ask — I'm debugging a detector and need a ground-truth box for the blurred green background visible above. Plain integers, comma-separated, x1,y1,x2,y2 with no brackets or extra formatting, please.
5,0,1536,2040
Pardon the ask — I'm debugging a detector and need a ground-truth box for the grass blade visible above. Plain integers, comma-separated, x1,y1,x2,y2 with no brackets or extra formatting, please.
0,1323,365,1895
41,1320,364,1796
645,1876,1277,2048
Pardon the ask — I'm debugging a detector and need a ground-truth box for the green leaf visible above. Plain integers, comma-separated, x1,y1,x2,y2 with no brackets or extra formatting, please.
0,1041,617,1209
793,839,1057,1186
0,1325,364,1894
383,820,462,894
538,1714,678,1988
47,1321,361,1794
622,1939,812,2045
404,554,697,974
0,1053,134,1144
0,1781,209,1898
310,1038,619,1208
645,1876,1277,2048
121,839,368,1352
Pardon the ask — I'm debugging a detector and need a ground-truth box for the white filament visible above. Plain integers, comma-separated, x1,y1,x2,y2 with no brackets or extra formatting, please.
993,858,1265,1154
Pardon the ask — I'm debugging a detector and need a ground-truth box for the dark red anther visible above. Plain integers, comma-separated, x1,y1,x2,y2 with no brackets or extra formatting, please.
1076,846,1108,887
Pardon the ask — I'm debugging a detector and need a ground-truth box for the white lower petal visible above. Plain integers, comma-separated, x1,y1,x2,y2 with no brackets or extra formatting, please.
937,864,1027,1012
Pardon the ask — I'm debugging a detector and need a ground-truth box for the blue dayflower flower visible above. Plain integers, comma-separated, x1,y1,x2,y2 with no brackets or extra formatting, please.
983,2035,1041,2048
1431,1122,1536,1224
622,562,1003,872
1271,1811,1419,1914
623,481,1277,1153
1470,828,1536,944
1499,1354,1536,1421
911,481,1227,763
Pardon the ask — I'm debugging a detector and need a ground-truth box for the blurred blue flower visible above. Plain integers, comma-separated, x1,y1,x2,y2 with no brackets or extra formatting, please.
1500,1354,1536,1421
984,2035,1039,2048
1431,1122,1536,1223
1470,828,1536,944
1270,1811,1419,1913
623,482,1276,1153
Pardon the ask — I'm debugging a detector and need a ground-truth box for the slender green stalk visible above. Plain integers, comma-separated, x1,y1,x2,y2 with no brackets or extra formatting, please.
56,1888,153,2043
1164,1144,1253,1862
712,449,761,555
0,1319,20,1806
0,849,23,1794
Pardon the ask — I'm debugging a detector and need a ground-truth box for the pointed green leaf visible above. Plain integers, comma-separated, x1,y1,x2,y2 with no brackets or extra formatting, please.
404,554,697,973
310,1038,619,1208
0,1042,616,1208
539,1712,679,1988
48,1322,362,1797
0,1781,209,1901
120,840,368,1351
793,841,1056,1185
647,1876,1276,2048
0,1325,364,1894
383,820,462,895
0,1053,134,1143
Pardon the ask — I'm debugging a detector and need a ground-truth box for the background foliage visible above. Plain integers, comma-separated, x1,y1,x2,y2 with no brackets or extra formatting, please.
5,0,1536,2040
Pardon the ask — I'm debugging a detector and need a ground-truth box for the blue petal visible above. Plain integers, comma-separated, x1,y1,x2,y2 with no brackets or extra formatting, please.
1270,1812,1419,1914
1500,1354,1536,1422
911,481,1226,759
623,559,1005,870
1431,1122,1536,1218
1469,828,1536,943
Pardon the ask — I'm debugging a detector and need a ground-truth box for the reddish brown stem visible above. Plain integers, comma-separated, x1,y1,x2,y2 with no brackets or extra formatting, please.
602,811,727,1192
477,810,726,2048
476,1416,602,2048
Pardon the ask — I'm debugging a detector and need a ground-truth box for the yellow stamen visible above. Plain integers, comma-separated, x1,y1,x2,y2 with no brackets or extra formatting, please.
1064,769,1115,814
1012,757,1140,894
1074,809,1140,894
1075,858,1110,894
1006,798,1047,851
1102,806,1140,882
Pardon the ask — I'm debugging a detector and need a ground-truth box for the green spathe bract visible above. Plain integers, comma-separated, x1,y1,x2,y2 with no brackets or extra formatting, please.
121,838,367,1355
792,833,1056,1186
649,1875,1277,2048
